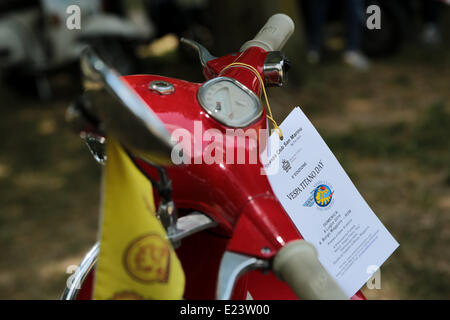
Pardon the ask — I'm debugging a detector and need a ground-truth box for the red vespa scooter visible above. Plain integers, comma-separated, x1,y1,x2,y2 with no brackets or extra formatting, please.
63,13,366,300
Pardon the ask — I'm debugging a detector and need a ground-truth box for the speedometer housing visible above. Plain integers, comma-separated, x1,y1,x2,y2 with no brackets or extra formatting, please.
197,77,262,128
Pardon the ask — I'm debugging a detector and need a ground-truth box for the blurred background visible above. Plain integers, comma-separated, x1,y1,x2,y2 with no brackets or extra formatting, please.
0,0,449,299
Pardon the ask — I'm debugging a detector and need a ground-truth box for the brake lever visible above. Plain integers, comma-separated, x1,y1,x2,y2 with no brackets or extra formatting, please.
180,38,217,67
216,251,269,300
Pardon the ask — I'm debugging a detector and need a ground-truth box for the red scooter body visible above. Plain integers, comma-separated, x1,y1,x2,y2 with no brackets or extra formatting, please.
76,46,366,300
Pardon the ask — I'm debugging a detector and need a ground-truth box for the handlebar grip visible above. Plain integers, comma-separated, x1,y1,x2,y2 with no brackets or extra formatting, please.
273,240,347,300
240,13,295,52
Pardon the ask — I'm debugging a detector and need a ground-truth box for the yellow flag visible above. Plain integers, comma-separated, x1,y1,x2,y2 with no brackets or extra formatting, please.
93,138,185,300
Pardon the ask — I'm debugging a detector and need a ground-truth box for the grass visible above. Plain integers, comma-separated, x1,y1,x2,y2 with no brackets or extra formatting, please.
325,101,450,168
0,81,101,299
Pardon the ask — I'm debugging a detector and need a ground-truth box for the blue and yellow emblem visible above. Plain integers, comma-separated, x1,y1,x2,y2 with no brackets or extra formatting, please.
303,183,334,208
313,184,334,207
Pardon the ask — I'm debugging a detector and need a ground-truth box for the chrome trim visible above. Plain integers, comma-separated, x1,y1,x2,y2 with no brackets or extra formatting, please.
216,251,269,300
61,242,99,300
158,199,179,242
170,211,217,243
197,76,263,128
263,51,289,87
81,132,107,165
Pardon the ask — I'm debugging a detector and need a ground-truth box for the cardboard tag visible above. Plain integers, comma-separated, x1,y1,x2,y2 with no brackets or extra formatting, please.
264,107,399,298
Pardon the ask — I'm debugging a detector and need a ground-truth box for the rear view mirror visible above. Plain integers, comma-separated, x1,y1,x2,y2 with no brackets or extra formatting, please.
80,48,175,166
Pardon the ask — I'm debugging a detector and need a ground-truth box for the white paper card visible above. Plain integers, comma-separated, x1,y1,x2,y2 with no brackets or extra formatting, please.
264,107,399,298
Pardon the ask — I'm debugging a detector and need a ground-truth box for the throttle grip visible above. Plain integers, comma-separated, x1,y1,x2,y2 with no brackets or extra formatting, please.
273,240,347,300
240,13,295,52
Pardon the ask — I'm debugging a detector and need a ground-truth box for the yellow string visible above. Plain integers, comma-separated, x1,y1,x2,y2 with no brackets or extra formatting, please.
219,62,283,139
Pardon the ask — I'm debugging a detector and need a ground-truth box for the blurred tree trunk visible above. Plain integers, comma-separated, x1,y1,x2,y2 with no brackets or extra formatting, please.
278,0,305,86
208,0,304,83
209,0,275,55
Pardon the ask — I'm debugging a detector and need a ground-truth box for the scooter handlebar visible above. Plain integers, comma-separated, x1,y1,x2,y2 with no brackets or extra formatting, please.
273,240,348,300
240,13,295,52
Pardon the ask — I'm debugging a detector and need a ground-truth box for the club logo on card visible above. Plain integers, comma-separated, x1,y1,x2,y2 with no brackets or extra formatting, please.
282,159,292,173
304,182,334,209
